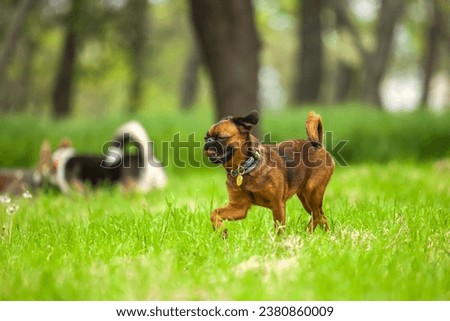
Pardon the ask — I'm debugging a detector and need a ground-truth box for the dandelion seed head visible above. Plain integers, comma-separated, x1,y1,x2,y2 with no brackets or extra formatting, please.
6,204,19,216
22,190,33,199
0,195,11,204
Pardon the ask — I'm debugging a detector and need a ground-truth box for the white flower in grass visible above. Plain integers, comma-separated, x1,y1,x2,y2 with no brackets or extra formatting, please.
6,204,19,216
22,190,33,199
0,195,11,204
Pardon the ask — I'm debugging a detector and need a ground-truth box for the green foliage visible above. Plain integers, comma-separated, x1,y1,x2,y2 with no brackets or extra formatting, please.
0,161,448,300
2,0,449,116
1,107,449,170
262,106,450,164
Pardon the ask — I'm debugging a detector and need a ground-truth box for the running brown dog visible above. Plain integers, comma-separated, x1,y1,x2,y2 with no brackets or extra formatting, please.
204,111,334,236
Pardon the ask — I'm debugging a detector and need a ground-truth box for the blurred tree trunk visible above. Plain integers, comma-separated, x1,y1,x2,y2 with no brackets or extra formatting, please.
16,38,37,112
420,0,442,108
180,44,201,110
362,0,405,107
126,0,149,114
52,33,77,118
333,0,355,103
52,0,83,119
328,0,405,108
188,0,261,120
0,0,36,112
292,0,323,105
335,63,355,103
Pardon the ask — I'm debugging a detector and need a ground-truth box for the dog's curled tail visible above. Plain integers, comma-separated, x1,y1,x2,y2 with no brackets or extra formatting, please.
305,112,323,145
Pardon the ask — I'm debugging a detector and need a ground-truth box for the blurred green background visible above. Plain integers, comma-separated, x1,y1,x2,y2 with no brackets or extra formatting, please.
0,0,449,167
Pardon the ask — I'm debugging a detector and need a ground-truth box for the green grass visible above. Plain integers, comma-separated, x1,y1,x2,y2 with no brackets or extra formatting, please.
1,162,449,300
1,107,449,300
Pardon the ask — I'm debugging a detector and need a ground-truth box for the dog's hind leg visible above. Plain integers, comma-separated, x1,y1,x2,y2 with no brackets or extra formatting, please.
297,191,312,214
301,187,330,233
310,207,329,233
297,191,317,232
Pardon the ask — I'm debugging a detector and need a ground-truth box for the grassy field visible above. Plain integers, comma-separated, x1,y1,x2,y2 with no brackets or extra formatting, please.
0,107,449,300
0,162,448,300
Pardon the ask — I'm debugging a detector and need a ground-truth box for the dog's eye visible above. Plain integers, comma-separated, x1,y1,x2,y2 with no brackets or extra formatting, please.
217,136,229,142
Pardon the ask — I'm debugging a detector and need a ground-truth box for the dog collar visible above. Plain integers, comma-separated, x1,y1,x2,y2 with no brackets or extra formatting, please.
229,150,261,180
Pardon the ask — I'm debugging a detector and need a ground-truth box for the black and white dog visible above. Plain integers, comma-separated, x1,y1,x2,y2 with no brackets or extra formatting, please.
48,121,167,193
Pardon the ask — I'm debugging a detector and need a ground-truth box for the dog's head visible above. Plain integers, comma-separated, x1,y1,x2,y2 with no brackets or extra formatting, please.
204,111,259,167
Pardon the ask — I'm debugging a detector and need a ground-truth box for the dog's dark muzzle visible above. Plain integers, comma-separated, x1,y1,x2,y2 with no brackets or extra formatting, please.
204,140,234,164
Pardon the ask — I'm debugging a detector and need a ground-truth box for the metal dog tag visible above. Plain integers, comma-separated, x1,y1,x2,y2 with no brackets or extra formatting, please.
236,174,243,186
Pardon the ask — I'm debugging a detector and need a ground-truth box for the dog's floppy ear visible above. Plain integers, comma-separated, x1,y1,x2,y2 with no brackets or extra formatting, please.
231,110,259,131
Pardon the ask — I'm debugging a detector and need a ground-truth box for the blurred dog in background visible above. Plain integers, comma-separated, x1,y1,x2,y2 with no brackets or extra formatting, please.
0,121,167,195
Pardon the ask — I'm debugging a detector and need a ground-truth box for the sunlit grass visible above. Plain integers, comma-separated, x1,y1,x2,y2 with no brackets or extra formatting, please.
0,162,448,300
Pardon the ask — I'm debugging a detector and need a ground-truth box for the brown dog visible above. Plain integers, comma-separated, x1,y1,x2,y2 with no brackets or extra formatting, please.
204,111,334,235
